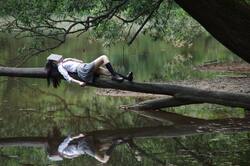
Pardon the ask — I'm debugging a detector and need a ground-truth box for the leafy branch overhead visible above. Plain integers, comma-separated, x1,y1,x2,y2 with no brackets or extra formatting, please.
0,0,203,64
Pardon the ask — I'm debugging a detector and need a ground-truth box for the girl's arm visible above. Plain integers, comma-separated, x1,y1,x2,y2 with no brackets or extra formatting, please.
71,79,86,87
71,133,85,140
63,58,83,63
58,64,85,86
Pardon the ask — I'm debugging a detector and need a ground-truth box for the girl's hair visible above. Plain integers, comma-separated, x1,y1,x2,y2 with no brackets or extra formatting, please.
47,127,62,155
45,60,61,88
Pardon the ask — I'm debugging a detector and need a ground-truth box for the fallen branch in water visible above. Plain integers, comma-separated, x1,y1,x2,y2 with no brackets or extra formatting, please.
120,97,201,110
120,109,207,125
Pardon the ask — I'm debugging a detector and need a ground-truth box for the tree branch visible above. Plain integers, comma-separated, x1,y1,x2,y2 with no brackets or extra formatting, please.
122,97,201,110
128,0,164,45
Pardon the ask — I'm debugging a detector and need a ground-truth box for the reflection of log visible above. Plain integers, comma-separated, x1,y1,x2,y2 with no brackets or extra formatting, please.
125,109,207,125
1,117,250,148
0,137,48,148
0,67,250,109
89,118,250,143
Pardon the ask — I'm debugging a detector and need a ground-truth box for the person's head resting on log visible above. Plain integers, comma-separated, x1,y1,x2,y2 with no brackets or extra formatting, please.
45,54,133,88
47,133,123,163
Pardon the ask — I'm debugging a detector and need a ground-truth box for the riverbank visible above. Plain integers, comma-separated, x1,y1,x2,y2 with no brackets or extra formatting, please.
97,61,250,97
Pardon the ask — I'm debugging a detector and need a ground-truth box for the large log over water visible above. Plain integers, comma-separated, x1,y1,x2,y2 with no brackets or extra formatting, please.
0,67,250,109
0,67,47,78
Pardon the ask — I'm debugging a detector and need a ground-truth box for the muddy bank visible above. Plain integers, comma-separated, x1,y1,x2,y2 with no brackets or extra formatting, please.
96,76,250,97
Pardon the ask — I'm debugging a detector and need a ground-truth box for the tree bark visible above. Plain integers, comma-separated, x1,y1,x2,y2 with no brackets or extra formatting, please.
0,67,250,109
0,67,47,78
174,0,250,63
122,97,201,110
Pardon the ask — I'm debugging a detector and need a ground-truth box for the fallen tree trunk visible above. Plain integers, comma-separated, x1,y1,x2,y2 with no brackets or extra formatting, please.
0,67,250,109
95,79,250,109
122,97,201,110
0,67,47,78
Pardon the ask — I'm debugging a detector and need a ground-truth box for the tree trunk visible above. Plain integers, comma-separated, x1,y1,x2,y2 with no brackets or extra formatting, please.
174,0,250,63
122,97,201,110
0,67,250,109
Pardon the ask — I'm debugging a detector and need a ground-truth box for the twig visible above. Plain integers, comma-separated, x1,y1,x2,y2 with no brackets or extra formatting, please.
128,0,164,45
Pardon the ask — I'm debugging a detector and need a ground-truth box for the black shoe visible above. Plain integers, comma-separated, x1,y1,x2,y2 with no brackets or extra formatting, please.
127,72,133,82
112,75,124,82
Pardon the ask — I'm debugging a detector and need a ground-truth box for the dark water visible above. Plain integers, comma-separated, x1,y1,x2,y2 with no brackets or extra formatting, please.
0,33,249,166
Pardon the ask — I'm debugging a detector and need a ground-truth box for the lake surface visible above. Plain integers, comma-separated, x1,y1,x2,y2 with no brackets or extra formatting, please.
0,33,249,166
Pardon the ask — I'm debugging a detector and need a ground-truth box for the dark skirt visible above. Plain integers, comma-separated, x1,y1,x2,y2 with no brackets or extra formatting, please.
78,137,96,157
77,62,95,83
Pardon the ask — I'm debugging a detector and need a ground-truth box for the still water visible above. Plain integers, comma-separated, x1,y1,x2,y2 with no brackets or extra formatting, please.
0,33,249,166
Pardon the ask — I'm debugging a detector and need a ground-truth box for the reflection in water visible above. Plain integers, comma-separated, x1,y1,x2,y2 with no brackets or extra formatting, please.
1,114,250,165
48,132,123,163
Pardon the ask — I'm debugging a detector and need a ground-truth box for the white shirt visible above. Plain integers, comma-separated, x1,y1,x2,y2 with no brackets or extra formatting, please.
58,136,85,159
57,58,83,83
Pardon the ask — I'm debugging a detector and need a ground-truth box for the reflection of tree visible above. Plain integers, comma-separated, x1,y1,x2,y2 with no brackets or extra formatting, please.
127,139,166,165
174,138,213,166
1,112,250,164
1,114,250,147
17,79,119,129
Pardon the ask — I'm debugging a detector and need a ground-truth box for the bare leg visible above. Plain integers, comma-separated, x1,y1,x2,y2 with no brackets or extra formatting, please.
91,141,112,163
97,142,112,151
95,67,111,76
96,66,133,81
94,141,118,163
92,55,123,82
92,55,110,71
94,152,110,163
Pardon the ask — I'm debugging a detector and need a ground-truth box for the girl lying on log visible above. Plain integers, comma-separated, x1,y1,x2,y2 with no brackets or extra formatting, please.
45,54,133,88
48,133,123,163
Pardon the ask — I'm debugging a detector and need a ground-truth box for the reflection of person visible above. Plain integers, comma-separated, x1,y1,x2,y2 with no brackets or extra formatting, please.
48,134,121,163
45,54,133,88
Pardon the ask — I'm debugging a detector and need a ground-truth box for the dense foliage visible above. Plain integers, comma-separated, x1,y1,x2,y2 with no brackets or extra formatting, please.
0,0,205,63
